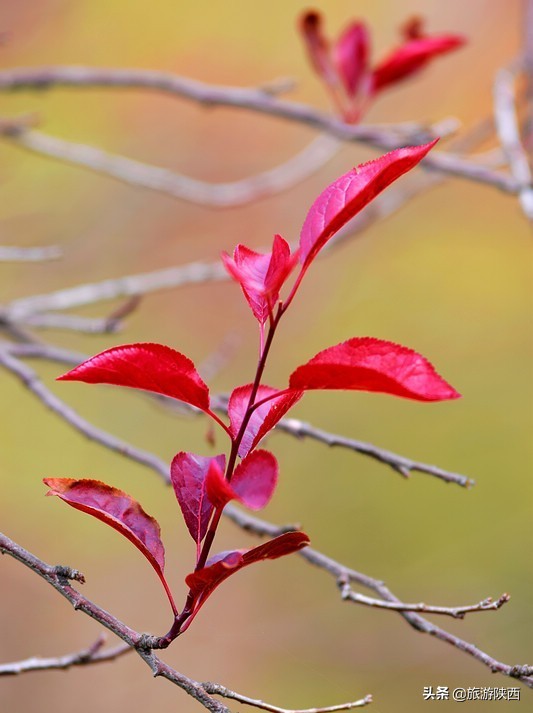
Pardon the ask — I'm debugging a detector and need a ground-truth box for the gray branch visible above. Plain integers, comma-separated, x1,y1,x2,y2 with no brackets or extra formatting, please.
0,635,131,675
0,245,62,262
223,505,533,687
0,66,521,196
493,59,533,219
0,349,170,484
0,532,229,712
0,123,341,208
203,683,372,713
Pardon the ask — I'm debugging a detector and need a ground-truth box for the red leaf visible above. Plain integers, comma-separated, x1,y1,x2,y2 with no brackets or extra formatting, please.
289,337,460,402
43,478,165,577
299,11,336,87
372,34,465,93
228,384,302,457
299,142,437,270
332,21,371,98
222,235,298,323
182,531,309,631
206,450,278,511
170,453,225,547
58,342,210,411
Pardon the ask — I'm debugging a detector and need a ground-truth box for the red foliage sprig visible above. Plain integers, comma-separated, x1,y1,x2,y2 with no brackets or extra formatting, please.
46,140,459,645
299,10,465,122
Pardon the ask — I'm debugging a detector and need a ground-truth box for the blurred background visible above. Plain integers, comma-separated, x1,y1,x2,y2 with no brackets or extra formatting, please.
1,0,531,711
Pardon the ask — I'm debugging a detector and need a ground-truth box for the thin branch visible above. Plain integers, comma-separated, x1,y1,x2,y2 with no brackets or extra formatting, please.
493,59,533,219
523,0,533,145
275,417,474,488
0,67,521,195
18,312,124,334
3,169,436,323
222,504,533,688
0,532,229,712
203,683,372,713
0,122,340,207
337,579,510,619
0,635,131,676
0,349,171,484
0,245,62,262
5,258,228,321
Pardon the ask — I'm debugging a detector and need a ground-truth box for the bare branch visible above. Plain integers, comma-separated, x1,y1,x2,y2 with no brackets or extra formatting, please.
6,259,227,321
0,532,229,712
0,245,62,262
222,504,533,688
0,122,340,207
0,635,131,676
337,578,510,619
524,0,533,143
276,417,474,488
3,173,436,323
203,683,372,713
493,59,533,219
0,67,521,195
0,349,170,484
17,312,123,334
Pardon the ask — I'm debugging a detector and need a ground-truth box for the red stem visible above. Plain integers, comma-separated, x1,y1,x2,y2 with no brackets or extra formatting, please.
168,304,286,639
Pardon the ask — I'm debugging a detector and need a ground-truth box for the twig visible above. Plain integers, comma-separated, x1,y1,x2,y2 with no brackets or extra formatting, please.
0,124,341,207
5,259,228,321
3,168,437,323
203,683,372,712
276,417,474,488
18,312,124,334
493,59,533,219
524,0,533,145
0,349,171,484
0,245,62,262
0,532,229,712
222,504,533,688
337,578,510,619
0,67,521,195
0,635,131,675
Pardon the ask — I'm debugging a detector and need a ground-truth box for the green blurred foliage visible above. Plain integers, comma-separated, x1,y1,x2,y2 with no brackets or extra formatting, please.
1,1,531,712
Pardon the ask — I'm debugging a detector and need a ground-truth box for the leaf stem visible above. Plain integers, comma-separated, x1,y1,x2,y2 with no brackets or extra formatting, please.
171,304,286,639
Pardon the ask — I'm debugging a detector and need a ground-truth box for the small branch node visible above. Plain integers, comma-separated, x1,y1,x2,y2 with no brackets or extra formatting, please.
54,564,85,584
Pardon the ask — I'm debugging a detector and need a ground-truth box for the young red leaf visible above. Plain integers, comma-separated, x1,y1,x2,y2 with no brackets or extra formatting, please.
332,21,371,98
222,235,298,323
206,449,278,511
58,342,210,411
372,34,466,93
299,11,336,87
289,337,460,402
170,452,225,546
228,384,302,457
299,142,437,270
182,531,310,631
43,478,165,577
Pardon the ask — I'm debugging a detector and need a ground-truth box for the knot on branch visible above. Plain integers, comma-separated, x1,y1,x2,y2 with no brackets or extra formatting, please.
53,564,85,584
136,633,169,651
0,113,39,137
509,664,533,678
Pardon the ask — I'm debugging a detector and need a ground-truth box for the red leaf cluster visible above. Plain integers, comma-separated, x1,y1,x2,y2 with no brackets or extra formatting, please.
50,135,460,640
299,10,465,122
